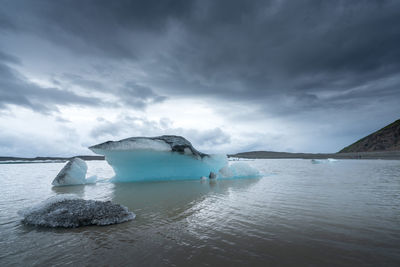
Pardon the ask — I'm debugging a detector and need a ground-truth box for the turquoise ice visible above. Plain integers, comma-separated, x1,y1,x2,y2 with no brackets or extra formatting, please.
89,135,229,182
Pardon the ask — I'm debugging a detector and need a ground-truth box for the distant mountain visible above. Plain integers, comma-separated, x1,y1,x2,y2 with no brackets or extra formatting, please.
339,119,400,153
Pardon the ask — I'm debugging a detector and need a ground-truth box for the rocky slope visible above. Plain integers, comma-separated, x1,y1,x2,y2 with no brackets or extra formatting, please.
339,119,400,153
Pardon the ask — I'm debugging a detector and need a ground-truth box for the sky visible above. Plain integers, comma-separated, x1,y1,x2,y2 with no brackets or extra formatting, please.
1,0,400,157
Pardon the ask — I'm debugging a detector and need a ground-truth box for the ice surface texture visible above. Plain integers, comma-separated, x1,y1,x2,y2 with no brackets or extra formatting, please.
20,195,135,228
52,158,88,186
90,135,208,158
89,135,228,182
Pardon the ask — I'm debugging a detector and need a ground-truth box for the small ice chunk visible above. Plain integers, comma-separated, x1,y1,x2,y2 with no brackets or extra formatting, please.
19,194,135,228
311,158,338,164
218,162,260,178
52,158,88,186
327,158,338,162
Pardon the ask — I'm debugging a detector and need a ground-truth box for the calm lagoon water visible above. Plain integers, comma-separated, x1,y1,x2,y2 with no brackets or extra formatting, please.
0,159,399,266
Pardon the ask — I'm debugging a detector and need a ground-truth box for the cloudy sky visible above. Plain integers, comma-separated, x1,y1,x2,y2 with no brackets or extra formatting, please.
1,0,399,157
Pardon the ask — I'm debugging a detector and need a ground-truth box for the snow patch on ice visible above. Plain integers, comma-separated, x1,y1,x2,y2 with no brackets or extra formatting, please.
89,135,207,158
91,138,171,152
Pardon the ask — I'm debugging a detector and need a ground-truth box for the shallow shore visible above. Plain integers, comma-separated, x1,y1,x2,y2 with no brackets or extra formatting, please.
229,150,400,160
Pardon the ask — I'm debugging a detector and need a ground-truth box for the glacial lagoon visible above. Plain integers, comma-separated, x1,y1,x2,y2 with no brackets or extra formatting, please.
0,159,399,266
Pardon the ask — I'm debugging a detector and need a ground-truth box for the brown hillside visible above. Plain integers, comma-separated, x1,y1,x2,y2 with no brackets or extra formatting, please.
339,119,400,153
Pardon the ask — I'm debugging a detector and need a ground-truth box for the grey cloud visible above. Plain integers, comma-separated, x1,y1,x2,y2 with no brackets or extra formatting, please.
176,128,231,147
122,1,400,119
60,73,106,92
1,1,400,154
90,115,164,139
90,115,231,153
1,0,194,58
2,0,400,114
90,120,123,139
0,128,86,157
55,116,71,123
119,82,167,109
0,55,104,113
0,51,20,65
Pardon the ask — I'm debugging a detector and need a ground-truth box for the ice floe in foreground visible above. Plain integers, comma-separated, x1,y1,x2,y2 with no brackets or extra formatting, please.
19,194,135,228
89,135,229,182
52,158,96,186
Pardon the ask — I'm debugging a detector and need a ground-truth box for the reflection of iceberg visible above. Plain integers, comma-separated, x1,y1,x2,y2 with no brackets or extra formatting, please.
218,162,260,178
19,194,135,228
110,179,260,222
89,135,228,182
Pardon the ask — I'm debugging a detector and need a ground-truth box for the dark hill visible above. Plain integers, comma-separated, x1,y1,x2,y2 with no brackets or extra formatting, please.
339,119,400,153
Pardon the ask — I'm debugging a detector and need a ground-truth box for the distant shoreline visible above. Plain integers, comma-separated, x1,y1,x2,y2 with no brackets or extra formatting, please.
229,151,400,160
0,155,104,163
1,151,400,163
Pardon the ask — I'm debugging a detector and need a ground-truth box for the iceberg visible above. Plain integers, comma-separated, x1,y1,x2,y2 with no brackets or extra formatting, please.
89,135,228,182
52,158,89,186
19,194,135,228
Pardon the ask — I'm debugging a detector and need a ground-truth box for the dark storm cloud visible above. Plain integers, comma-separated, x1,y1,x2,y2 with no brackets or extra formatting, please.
0,0,194,58
0,54,104,113
60,73,106,92
1,0,400,115
118,82,167,109
149,0,400,108
0,51,20,65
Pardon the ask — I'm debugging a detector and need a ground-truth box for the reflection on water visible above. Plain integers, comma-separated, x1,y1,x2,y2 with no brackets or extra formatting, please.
111,179,259,228
0,160,400,266
51,184,87,197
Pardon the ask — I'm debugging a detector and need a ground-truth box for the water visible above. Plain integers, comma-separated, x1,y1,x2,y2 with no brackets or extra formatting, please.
0,159,399,266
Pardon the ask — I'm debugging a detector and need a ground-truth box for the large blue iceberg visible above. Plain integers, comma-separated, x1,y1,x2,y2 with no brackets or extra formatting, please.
89,135,229,182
